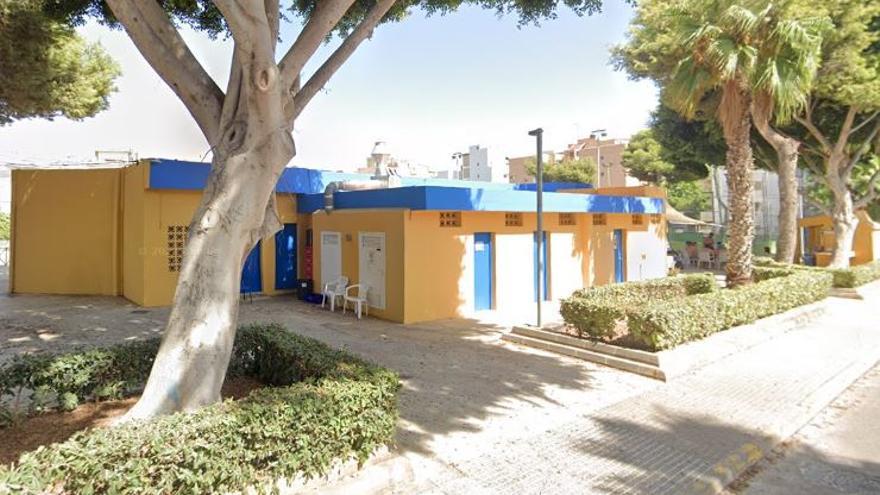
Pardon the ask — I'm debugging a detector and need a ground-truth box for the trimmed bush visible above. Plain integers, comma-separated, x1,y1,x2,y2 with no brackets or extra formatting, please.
0,339,160,416
0,324,400,494
560,273,717,339
755,257,880,288
628,270,832,351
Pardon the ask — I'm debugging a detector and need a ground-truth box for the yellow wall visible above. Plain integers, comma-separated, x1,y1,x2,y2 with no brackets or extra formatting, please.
10,162,300,306
122,164,149,304
312,209,406,322
11,168,122,296
798,211,878,266
137,188,300,307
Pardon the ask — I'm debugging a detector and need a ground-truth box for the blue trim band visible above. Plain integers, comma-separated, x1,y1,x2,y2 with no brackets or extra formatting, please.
298,186,663,215
147,159,591,194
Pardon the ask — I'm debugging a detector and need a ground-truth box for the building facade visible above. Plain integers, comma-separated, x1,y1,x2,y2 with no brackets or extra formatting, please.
563,137,639,188
457,145,508,183
9,159,667,324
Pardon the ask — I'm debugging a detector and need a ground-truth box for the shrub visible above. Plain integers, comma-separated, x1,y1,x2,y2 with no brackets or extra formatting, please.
0,324,400,494
628,270,832,351
0,338,160,417
560,273,717,339
754,257,880,288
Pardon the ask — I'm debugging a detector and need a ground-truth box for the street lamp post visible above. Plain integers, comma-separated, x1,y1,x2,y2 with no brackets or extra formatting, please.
528,128,544,328
590,129,607,187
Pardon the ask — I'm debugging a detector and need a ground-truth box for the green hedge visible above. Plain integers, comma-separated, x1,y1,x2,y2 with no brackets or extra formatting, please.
560,273,717,340
628,270,832,351
0,339,160,416
755,257,880,288
0,324,400,494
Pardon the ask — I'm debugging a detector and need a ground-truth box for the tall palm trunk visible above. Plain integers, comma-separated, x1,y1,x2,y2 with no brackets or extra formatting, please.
721,82,756,287
752,98,800,263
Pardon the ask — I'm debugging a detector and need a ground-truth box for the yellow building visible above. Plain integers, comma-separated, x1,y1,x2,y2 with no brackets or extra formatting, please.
9,159,667,323
798,210,880,267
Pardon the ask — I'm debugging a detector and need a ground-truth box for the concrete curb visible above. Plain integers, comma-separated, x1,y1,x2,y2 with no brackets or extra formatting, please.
242,446,413,494
503,296,831,382
703,354,880,495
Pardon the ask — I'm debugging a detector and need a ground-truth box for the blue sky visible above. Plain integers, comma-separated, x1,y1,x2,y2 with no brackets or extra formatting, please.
0,2,658,172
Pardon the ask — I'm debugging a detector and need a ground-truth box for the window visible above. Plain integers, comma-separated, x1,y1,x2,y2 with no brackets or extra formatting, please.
166,225,187,272
592,214,607,226
439,211,461,227
559,213,576,226
505,212,523,227
632,214,644,226
650,214,662,224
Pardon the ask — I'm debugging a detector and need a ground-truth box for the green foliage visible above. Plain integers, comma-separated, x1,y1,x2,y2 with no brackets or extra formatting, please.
560,273,717,340
525,157,596,185
0,338,160,417
628,270,832,350
0,211,9,240
0,324,400,494
667,180,711,217
649,105,725,175
755,256,880,288
0,0,119,125
622,129,676,183
45,1,607,39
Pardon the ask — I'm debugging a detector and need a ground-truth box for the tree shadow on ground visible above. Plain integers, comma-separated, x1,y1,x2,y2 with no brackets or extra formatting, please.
567,406,880,495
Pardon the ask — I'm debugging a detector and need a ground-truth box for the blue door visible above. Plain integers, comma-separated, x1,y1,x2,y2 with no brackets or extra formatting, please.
241,241,262,294
534,231,549,301
474,233,493,310
274,224,297,290
614,229,625,283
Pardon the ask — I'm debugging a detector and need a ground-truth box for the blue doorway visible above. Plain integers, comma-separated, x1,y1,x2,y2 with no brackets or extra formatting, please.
613,229,625,283
241,241,262,294
274,224,297,290
534,231,549,301
474,233,493,310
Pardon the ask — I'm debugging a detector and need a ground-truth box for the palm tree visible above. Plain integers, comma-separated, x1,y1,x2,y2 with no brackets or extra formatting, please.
660,0,827,286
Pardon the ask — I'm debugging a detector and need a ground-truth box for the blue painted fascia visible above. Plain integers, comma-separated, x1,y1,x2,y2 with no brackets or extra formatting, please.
297,185,663,214
148,158,592,195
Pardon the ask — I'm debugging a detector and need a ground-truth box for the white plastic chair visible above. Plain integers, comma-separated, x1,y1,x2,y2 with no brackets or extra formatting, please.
321,276,349,312
716,250,729,270
698,250,713,269
343,284,370,319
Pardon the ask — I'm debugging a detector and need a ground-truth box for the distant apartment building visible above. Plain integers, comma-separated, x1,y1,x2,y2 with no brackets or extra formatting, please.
564,136,640,188
506,152,557,184
455,145,507,183
356,141,434,178
702,167,782,244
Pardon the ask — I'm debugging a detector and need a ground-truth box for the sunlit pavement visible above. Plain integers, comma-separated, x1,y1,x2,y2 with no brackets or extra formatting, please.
2,266,879,494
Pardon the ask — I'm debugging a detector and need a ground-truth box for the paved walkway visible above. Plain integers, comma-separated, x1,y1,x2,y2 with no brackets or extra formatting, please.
2,266,879,494
405,283,880,494
733,364,880,495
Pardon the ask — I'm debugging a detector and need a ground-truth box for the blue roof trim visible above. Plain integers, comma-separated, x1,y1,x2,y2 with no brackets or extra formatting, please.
148,159,591,194
297,186,663,215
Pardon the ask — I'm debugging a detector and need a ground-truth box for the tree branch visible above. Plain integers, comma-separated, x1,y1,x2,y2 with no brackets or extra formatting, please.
844,117,880,178
278,0,358,88
850,111,880,136
106,0,224,141
291,0,398,120
833,106,858,158
854,167,880,209
794,111,832,155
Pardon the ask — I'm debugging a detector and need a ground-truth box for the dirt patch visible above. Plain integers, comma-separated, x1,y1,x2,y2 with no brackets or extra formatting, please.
1,376,264,466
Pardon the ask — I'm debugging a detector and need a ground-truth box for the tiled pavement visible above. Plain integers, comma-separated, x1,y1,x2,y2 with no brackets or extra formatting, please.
408,284,880,494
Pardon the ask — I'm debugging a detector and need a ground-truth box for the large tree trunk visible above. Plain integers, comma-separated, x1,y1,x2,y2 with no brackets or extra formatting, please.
125,134,293,420
721,83,756,287
826,160,858,269
751,94,800,264
774,147,799,263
